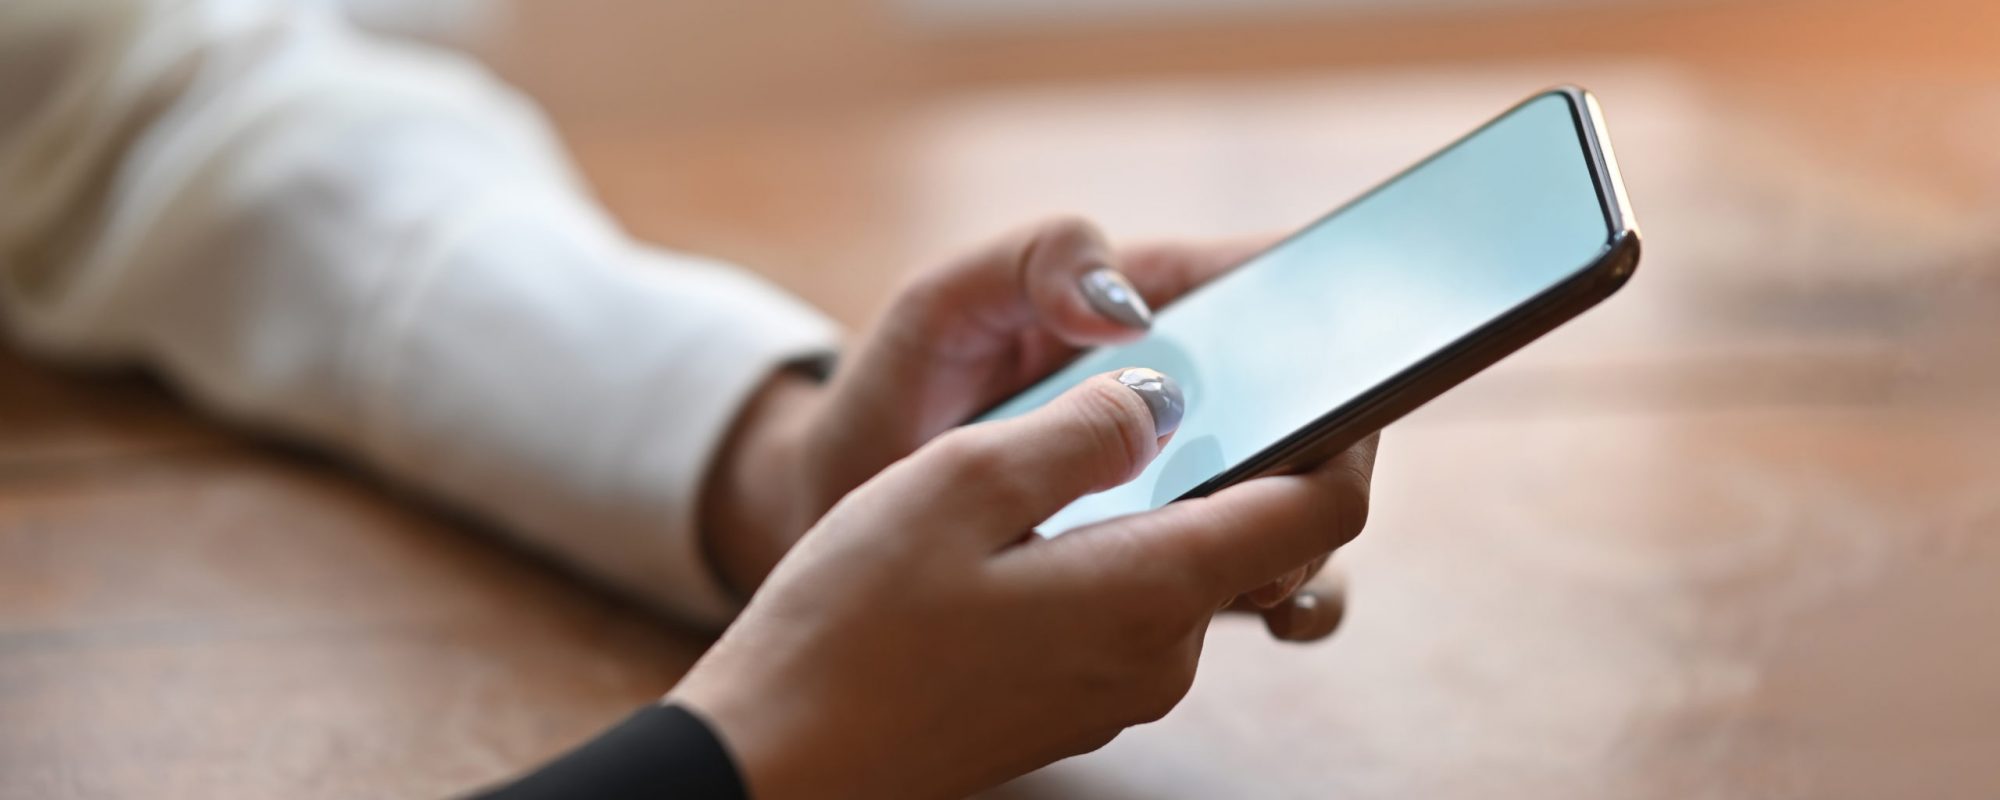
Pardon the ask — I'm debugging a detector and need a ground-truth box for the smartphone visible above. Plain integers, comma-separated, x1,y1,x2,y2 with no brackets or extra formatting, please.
974,86,1641,536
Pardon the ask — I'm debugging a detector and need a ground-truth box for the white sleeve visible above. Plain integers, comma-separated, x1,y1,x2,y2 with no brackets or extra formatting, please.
0,0,841,627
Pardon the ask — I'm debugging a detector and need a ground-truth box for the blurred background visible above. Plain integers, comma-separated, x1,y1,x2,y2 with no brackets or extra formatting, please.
474,0,2000,326
6,0,2000,797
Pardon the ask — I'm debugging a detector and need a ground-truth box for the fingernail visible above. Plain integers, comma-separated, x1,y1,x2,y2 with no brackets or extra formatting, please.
1275,593,1318,641
1291,592,1319,621
1080,268,1153,329
1117,367,1184,438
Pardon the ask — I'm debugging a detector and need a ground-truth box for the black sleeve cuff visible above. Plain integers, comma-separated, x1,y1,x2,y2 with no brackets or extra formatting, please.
466,703,748,800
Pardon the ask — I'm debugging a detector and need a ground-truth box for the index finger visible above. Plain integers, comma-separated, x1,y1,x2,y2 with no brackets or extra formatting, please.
1077,434,1379,605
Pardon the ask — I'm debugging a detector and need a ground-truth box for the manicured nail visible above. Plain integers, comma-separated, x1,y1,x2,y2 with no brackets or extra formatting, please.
1293,592,1332,638
1117,367,1184,438
1269,592,1317,641
1291,592,1319,622
1080,268,1153,329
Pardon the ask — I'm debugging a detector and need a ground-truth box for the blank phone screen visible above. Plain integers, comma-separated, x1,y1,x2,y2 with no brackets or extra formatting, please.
975,92,1617,535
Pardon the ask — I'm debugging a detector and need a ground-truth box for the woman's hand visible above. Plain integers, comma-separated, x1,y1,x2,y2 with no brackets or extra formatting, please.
673,368,1376,800
701,218,1352,636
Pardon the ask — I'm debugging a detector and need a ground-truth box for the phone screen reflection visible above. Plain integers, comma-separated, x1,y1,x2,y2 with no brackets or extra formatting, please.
976,93,1615,535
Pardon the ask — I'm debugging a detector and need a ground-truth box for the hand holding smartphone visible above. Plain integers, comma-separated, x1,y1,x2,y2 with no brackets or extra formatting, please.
975,87,1640,535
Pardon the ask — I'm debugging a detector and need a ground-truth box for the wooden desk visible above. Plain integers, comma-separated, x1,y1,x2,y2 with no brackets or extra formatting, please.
6,6,2000,797
0,349,711,797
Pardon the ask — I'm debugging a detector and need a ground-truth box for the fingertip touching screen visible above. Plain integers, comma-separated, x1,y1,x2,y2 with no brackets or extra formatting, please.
975,92,1615,536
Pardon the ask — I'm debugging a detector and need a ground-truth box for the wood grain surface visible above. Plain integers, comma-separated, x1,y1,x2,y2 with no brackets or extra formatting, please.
5,1,1999,797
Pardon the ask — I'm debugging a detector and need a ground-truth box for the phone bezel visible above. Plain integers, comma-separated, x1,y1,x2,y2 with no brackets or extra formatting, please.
1164,86,1642,505
970,86,1644,528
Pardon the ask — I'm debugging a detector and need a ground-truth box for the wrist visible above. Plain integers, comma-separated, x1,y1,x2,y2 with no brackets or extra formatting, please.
700,367,827,599
670,669,878,800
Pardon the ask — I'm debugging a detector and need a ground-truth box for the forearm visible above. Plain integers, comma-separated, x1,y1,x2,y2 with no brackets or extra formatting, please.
0,0,838,625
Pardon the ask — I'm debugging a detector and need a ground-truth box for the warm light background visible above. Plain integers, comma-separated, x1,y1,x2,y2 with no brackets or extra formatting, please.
5,1,2000,797
481,0,2000,325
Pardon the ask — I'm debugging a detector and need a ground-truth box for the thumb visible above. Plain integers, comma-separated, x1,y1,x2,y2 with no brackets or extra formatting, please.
876,368,1185,547
1021,217,1155,343
905,217,1153,351
806,218,1146,489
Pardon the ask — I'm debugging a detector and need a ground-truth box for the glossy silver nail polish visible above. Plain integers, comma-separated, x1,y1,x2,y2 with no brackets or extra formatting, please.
1080,268,1153,329
1117,367,1184,437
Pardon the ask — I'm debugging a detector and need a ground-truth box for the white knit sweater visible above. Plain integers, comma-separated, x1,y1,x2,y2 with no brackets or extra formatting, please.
0,0,840,627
